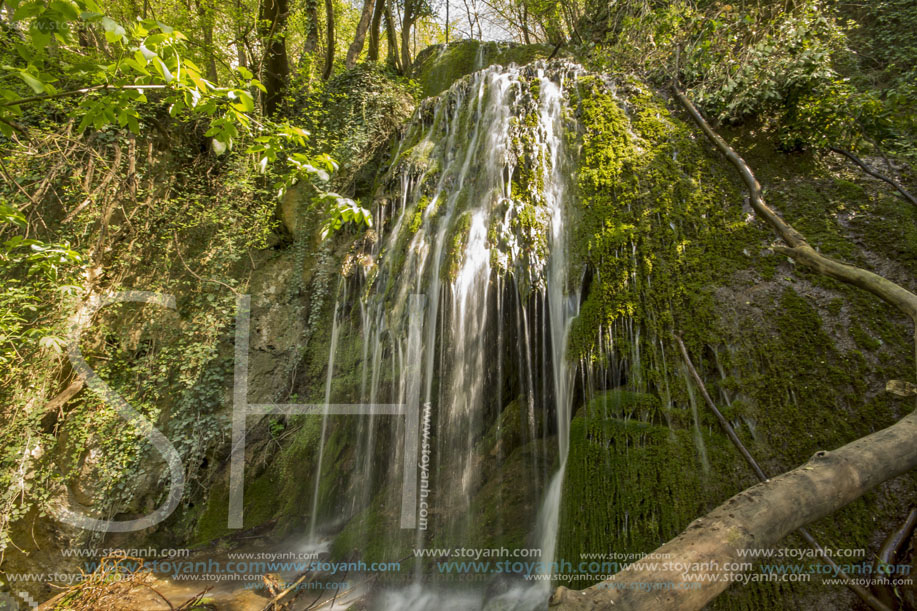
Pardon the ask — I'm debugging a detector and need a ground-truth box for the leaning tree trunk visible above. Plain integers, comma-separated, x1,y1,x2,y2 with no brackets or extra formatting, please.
346,0,376,68
550,88,917,610
550,411,917,610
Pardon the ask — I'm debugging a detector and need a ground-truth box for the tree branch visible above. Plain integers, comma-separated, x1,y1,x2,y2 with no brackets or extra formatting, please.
551,410,917,610
550,88,917,611
830,147,917,208
0,84,168,109
673,88,917,368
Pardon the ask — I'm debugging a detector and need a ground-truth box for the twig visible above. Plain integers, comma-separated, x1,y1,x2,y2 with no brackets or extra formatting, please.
63,143,122,223
144,583,175,610
175,586,214,610
675,334,894,611
829,147,917,208
0,153,38,207
0,114,28,137
172,233,241,295
260,570,320,610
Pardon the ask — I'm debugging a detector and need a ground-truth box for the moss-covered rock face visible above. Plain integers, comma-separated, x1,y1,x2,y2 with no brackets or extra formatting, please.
555,68,917,609
557,396,730,585
413,40,556,99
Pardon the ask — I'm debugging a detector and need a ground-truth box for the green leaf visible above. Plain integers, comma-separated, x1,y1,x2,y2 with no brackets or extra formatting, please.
101,17,126,43
17,70,44,93
38,335,66,354
50,0,80,20
13,1,44,20
0,203,27,227
123,58,150,76
211,138,227,155
230,90,254,112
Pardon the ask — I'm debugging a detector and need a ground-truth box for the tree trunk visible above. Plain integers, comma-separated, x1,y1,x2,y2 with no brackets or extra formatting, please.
400,3,415,73
346,0,376,68
550,410,917,610
233,0,249,70
367,0,384,62
200,1,219,83
322,0,334,80
383,0,400,72
294,0,319,74
258,0,290,115
303,0,319,54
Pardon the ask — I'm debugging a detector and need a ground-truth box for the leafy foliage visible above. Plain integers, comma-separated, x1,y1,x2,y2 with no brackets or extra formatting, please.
581,0,915,155
0,0,373,557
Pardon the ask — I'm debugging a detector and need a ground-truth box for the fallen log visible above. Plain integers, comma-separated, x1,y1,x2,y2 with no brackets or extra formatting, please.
550,409,917,610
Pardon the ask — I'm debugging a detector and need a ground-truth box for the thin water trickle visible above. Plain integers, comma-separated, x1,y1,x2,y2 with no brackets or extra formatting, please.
309,281,346,541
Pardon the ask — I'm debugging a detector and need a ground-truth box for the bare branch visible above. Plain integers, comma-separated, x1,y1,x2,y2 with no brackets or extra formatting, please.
0,84,168,109
829,147,917,208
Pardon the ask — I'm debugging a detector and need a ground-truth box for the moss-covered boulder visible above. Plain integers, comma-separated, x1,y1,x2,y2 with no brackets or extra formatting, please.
413,40,556,99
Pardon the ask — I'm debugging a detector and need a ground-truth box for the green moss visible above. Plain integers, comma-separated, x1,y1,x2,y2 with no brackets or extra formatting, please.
331,487,414,564
413,40,556,99
397,139,439,177
466,440,552,550
566,75,753,360
476,397,532,463
441,211,472,282
193,480,231,544
557,401,734,586
558,72,917,609
408,195,432,234
850,321,882,351
575,390,661,423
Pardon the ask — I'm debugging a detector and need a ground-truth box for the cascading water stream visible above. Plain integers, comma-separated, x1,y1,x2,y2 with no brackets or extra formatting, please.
532,68,580,579
307,60,585,609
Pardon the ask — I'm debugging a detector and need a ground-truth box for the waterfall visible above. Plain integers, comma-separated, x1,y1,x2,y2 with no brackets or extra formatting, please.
308,61,582,609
